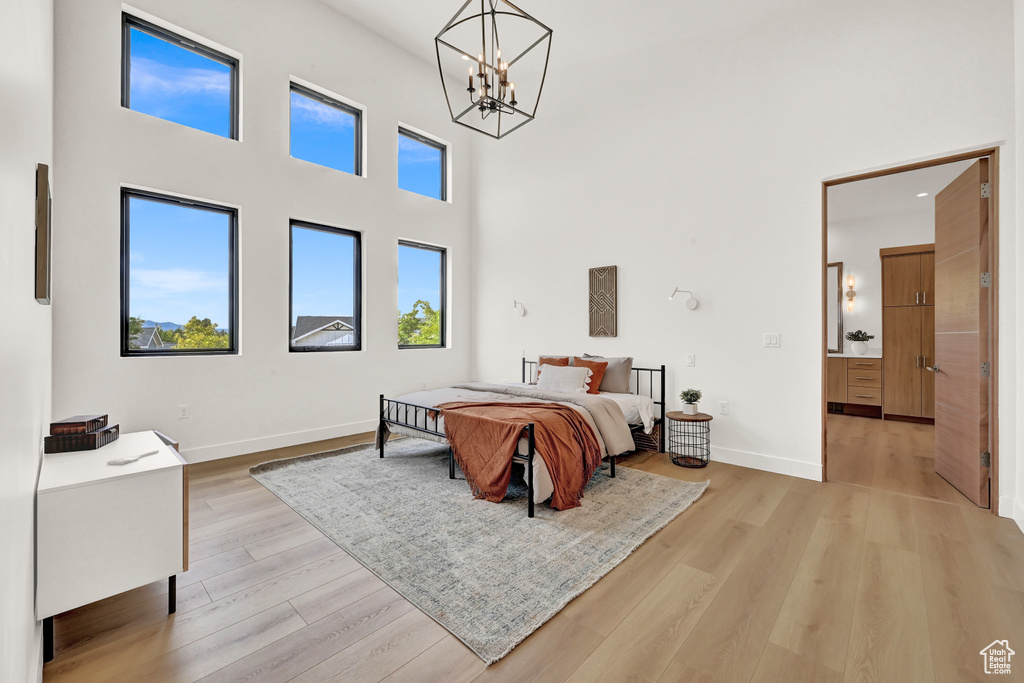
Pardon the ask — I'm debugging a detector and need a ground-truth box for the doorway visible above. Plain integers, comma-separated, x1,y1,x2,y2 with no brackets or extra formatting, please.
821,149,999,511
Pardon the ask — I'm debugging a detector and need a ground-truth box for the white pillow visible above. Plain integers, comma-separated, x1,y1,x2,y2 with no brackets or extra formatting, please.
536,365,593,393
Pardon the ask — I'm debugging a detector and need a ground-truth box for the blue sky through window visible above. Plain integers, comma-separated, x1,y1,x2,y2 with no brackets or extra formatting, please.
398,244,442,315
127,26,233,138
290,89,358,174
291,225,356,324
398,133,444,200
128,196,231,330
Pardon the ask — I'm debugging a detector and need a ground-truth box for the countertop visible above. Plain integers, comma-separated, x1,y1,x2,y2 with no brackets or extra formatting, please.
828,352,882,359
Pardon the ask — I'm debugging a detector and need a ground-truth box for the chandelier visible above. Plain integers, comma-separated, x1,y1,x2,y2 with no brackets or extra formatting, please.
435,0,552,139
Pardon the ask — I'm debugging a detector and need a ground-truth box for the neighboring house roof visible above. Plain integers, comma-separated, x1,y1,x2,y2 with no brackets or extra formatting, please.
135,326,162,349
292,316,355,342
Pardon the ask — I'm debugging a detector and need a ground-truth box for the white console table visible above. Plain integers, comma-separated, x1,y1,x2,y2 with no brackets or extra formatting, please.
37,430,188,662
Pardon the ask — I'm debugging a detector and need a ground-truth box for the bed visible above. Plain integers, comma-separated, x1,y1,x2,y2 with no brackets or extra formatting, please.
378,359,665,517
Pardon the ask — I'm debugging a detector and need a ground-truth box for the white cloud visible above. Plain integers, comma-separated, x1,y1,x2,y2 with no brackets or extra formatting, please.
291,93,356,129
399,135,442,163
133,268,225,295
131,57,230,97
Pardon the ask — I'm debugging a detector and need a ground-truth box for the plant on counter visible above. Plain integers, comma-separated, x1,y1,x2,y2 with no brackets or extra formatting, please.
845,330,875,342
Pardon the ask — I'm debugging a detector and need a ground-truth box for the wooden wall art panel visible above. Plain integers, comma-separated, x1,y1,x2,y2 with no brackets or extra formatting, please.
589,266,617,337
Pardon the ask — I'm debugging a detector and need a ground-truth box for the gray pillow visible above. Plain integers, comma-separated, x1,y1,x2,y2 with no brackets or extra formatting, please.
582,354,633,393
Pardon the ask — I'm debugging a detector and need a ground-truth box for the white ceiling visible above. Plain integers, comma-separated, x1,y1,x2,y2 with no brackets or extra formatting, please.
827,159,975,226
318,0,820,69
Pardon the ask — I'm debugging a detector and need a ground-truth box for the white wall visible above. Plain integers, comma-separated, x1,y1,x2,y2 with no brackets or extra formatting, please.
52,0,477,462
471,0,1018,487
0,0,53,679
827,210,935,354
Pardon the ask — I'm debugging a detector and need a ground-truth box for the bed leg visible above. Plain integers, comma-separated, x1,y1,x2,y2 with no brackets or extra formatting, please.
610,455,616,478
449,448,455,479
527,423,535,518
379,395,385,458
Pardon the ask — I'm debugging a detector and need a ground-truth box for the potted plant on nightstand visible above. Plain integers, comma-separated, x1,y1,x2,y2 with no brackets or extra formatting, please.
846,330,875,356
680,388,702,415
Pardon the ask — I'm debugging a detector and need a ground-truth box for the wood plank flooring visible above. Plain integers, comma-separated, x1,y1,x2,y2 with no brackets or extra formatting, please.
43,432,1024,682
826,414,975,507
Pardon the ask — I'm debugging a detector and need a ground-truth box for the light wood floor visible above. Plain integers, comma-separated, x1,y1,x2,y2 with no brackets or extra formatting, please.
826,414,975,507
43,434,1024,682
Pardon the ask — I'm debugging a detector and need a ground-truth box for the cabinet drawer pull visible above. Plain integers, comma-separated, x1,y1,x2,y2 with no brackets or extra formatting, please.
916,292,920,304
923,292,927,304
855,394,875,399
916,356,921,368
854,362,874,365
854,376,874,380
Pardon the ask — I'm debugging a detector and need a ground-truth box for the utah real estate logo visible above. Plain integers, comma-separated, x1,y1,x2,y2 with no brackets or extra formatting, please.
980,640,1014,675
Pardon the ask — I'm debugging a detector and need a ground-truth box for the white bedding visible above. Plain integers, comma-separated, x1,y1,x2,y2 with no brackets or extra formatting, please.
383,384,646,505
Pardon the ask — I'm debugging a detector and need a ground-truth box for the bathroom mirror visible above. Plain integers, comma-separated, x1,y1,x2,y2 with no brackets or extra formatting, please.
827,262,843,353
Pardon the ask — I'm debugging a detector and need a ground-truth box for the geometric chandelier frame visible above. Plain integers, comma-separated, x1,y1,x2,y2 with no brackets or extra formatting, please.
435,0,552,139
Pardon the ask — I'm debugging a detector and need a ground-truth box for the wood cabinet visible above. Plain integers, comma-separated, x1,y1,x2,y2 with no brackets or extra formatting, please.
827,357,847,403
882,250,935,307
828,357,884,412
881,244,935,419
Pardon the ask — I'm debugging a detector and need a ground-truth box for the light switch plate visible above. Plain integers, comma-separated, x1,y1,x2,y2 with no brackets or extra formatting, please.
685,354,695,367
763,333,781,348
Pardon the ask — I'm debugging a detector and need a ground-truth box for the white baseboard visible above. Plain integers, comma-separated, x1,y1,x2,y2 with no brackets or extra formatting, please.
1015,498,1024,536
180,419,378,463
711,446,823,482
998,495,1015,519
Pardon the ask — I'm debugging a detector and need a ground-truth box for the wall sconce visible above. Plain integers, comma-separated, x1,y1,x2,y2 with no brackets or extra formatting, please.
846,275,856,312
669,287,699,310
513,300,526,317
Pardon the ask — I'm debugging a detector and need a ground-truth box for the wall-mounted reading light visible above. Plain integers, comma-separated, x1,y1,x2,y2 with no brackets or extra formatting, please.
669,287,699,310
846,275,856,312
513,299,525,316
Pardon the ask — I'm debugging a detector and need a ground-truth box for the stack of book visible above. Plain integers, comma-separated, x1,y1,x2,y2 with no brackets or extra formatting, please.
44,415,119,454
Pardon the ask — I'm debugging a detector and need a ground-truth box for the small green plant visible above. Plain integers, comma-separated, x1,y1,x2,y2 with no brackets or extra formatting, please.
845,330,875,342
679,388,702,404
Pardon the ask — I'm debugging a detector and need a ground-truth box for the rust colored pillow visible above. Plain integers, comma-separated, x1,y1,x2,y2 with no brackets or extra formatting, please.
537,356,569,381
574,357,608,395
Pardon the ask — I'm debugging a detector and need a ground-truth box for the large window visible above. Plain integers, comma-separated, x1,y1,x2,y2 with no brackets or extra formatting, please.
290,222,362,352
398,129,446,201
121,189,238,356
122,14,238,139
290,84,362,175
398,242,446,348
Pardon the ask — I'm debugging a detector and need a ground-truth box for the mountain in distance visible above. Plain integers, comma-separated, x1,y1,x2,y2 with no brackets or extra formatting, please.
144,320,227,332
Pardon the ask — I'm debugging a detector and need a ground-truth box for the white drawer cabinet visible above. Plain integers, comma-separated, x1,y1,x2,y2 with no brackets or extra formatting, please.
37,430,188,662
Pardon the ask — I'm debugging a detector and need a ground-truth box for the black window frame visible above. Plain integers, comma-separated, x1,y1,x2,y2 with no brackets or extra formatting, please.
289,220,363,353
398,128,448,202
120,188,239,357
397,240,447,350
121,13,240,140
289,83,363,176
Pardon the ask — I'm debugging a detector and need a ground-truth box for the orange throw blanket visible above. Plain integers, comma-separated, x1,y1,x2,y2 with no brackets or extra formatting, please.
438,401,602,510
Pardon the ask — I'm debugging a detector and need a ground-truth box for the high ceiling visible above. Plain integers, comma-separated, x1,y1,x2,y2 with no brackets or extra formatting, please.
827,160,976,226
318,0,818,69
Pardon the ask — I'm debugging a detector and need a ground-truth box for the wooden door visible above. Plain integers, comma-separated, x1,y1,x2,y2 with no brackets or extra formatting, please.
882,254,921,306
921,307,935,419
933,159,990,507
882,307,922,417
920,252,935,306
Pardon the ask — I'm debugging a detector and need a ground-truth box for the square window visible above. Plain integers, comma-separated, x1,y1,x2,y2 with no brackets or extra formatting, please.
122,14,238,139
121,189,238,355
398,129,446,201
398,242,446,348
290,222,362,352
290,84,362,175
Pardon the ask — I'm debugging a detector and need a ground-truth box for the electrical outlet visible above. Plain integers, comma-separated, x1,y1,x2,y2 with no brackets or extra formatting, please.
178,404,190,419
763,333,781,348
719,400,730,415
421,383,427,391
685,354,695,367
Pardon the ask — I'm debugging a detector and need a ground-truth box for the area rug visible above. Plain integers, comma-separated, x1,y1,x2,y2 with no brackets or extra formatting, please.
250,438,709,664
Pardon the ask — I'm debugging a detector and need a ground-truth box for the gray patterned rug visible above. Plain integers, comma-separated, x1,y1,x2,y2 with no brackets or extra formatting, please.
250,439,708,664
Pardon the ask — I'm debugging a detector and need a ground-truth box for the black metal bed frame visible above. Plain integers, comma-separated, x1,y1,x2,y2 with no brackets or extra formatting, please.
521,359,667,454
378,360,666,518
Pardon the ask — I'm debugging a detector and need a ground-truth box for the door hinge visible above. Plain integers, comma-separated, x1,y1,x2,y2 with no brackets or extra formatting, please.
981,182,991,198
981,452,991,468
980,272,992,288
981,362,991,378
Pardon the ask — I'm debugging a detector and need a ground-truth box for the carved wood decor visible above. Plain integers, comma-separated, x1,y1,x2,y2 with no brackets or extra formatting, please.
589,266,617,337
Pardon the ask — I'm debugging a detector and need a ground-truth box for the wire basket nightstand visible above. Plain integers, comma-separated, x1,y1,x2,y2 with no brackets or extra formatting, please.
667,411,713,468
